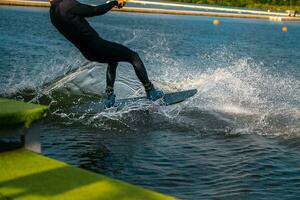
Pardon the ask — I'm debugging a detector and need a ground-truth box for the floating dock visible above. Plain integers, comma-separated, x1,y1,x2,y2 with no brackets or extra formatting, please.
0,98,175,199
0,0,299,21
0,98,48,129
0,98,48,152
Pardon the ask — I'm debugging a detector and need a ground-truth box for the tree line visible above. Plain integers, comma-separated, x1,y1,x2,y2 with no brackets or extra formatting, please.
169,0,300,11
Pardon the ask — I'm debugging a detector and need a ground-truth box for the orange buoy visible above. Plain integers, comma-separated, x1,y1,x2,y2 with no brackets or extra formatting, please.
213,19,219,26
282,26,288,32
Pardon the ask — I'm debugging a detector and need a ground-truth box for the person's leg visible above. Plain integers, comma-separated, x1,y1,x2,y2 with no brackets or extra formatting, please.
95,39,164,103
104,62,118,108
127,51,150,86
106,62,118,90
98,40,151,86
127,52,164,100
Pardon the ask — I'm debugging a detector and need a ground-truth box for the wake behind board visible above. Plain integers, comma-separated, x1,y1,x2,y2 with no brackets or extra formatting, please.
71,89,197,114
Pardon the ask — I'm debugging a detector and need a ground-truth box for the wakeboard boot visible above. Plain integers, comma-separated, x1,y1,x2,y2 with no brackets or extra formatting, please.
145,82,164,101
104,87,116,108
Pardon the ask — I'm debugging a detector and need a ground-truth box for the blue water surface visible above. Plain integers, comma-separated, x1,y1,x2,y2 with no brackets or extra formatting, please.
0,5,300,199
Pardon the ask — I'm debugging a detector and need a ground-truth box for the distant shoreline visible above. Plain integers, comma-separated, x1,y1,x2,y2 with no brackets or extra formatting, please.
168,0,300,12
0,0,299,22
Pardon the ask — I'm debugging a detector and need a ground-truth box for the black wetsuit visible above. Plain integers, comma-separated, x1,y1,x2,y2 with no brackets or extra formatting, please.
49,0,150,89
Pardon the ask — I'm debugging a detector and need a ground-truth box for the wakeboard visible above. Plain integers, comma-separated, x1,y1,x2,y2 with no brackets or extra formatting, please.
71,89,197,114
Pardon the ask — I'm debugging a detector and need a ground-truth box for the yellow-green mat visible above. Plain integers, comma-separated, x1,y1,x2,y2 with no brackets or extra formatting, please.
0,98,48,128
0,149,176,200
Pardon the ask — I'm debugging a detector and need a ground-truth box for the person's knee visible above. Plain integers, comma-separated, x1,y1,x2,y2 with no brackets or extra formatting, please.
130,51,140,64
82,51,97,62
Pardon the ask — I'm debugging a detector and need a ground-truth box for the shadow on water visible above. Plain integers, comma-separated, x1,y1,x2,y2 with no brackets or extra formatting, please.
36,119,300,199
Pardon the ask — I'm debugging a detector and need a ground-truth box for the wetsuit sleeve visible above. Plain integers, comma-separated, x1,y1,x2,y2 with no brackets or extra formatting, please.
69,1,118,17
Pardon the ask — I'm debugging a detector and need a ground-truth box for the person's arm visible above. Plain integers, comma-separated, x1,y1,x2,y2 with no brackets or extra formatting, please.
69,1,118,17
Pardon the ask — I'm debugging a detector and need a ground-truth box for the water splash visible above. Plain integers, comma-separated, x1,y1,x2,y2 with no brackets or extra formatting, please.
151,46,299,137
5,35,299,137
1,49,84,100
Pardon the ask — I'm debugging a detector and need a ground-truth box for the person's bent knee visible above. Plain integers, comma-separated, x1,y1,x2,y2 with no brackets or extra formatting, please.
129,51,140,64
82,52,97,62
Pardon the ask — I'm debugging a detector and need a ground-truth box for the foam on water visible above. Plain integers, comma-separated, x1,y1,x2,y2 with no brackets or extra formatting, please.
1,48,84,99
150,46,299,137
3,27,299,138
44,46,299,138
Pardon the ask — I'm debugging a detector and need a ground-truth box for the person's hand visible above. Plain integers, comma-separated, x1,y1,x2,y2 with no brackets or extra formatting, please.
116,0,126,8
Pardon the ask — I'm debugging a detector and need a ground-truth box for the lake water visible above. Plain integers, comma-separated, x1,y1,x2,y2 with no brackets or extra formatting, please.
0,5,300,199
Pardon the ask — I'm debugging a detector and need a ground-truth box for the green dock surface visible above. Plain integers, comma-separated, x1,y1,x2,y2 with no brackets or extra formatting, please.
0,149,176,200
0,98,48,128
